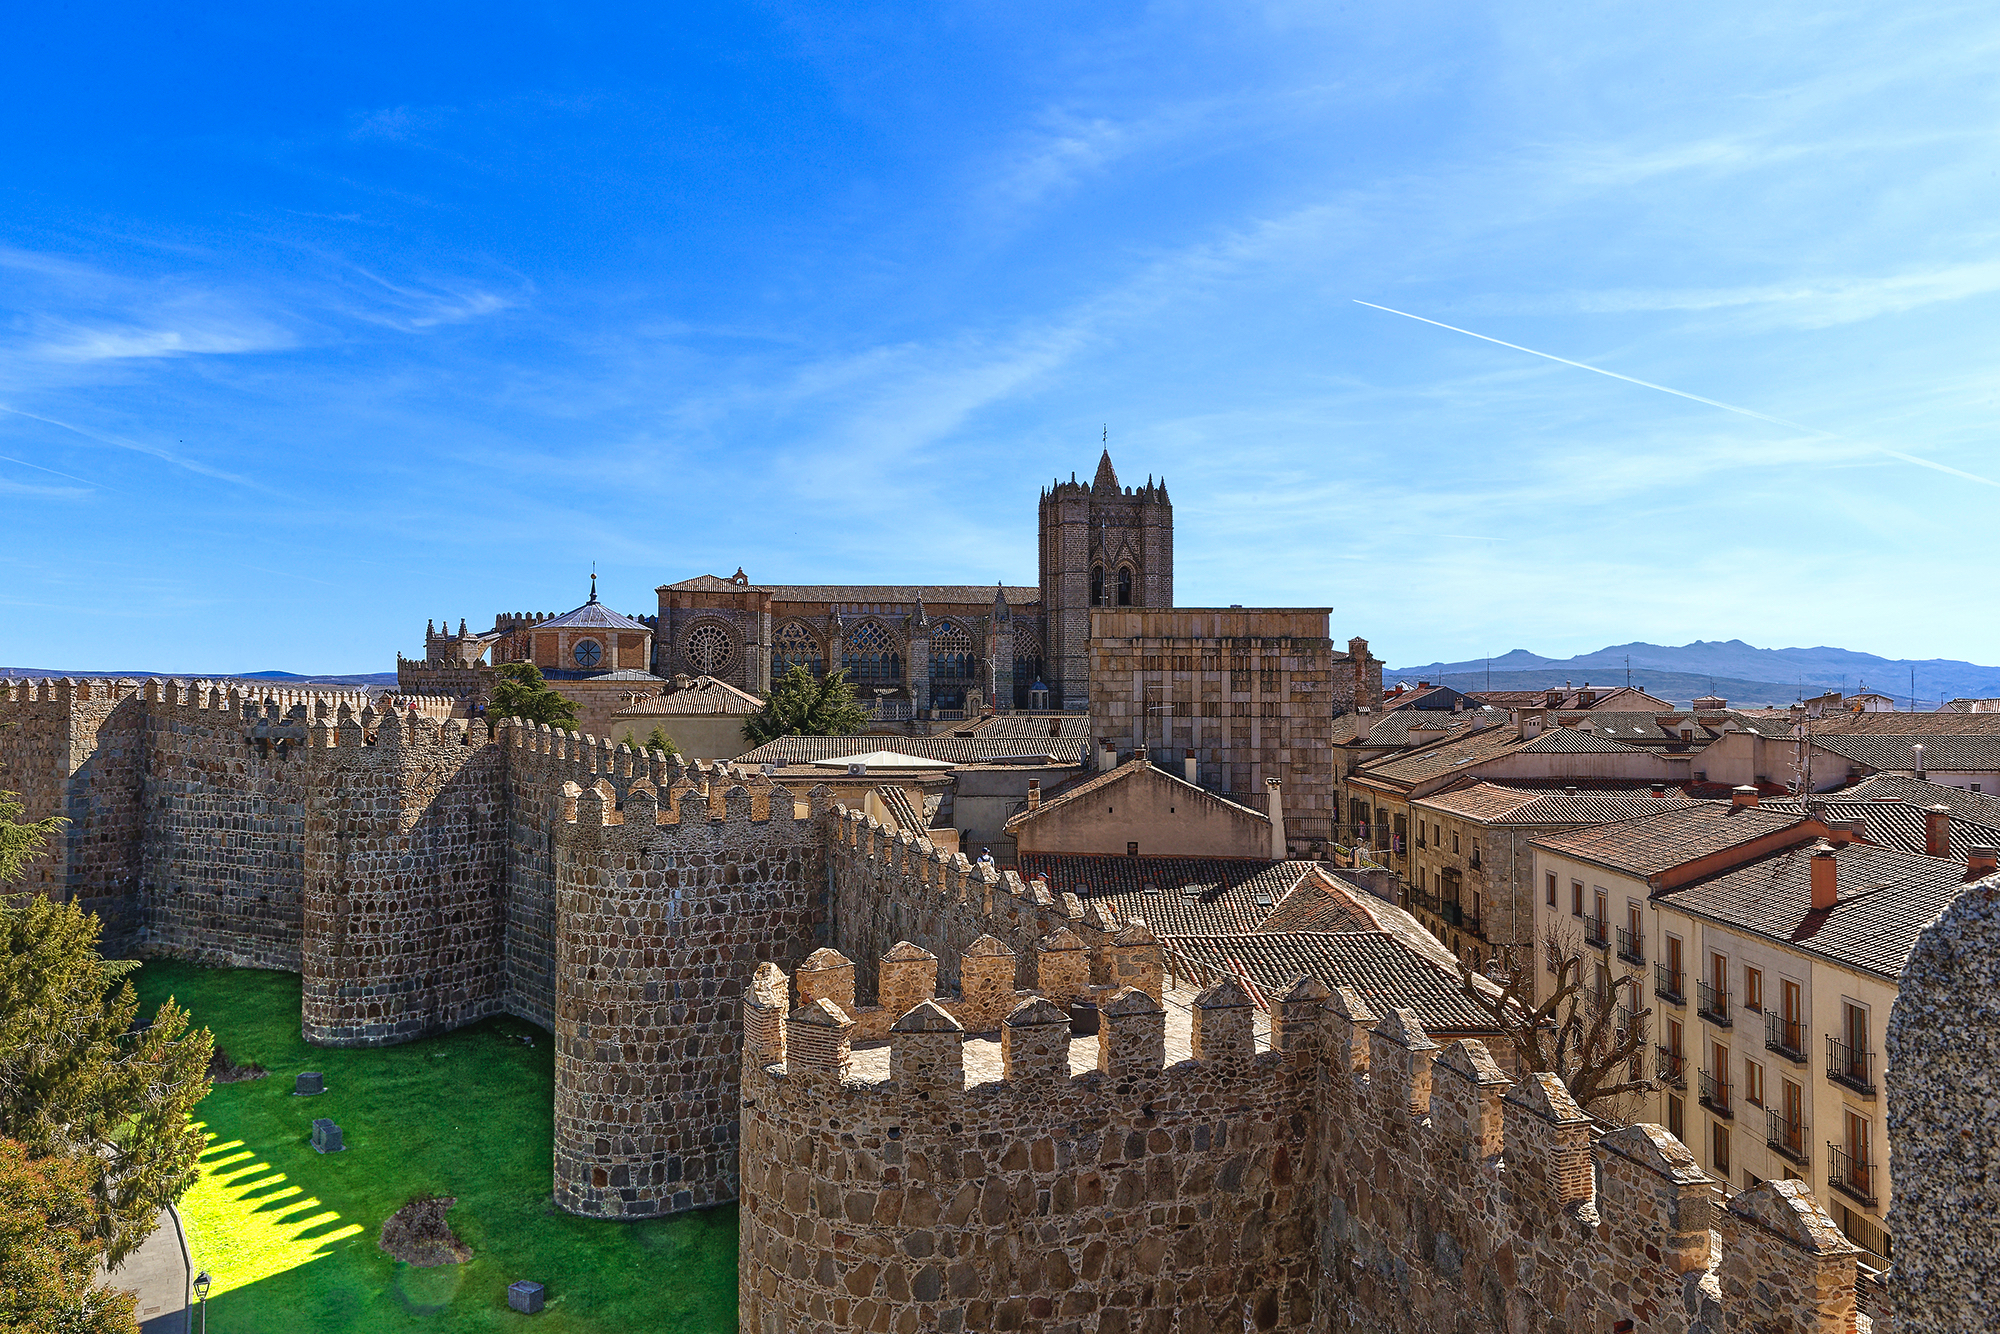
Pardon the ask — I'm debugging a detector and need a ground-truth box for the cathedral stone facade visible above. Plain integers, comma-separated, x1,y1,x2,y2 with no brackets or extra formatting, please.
400,449,1171,716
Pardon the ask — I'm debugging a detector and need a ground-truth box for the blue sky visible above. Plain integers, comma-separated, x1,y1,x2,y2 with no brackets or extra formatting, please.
3,4,1998,674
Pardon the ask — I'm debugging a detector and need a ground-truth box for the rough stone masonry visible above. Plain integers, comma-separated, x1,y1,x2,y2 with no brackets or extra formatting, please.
4,675,1995,1331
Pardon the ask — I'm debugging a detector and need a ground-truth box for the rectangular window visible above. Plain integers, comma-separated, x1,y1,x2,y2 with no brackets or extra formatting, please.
1782,978,1802,1024
1546,872,1557,907
1845,1000,1868,1053
1667,1094,1685,1139
1572,881,1584,916
1744,1059,1764,1107
1713,1124,1730,1176
1745,967,1764,1013
1452,832,1460,854
1711,952,1729,994
1668,1018,1684,1057
1126,841,1139,857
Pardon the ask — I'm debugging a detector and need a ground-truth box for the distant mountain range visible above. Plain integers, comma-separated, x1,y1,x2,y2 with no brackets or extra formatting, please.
1389,641,2000,709
0,668,398,688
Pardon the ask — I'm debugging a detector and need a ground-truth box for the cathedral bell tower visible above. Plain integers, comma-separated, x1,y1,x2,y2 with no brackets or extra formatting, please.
1038,448,1173,710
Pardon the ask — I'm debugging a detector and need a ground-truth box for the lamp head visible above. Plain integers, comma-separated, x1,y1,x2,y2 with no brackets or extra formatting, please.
194,1271,212,1299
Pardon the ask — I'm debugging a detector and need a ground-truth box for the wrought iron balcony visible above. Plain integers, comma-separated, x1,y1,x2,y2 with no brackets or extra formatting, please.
1826,1036,1876,1095
1697,980,1731,1027
1655,1045,1687,1088
1766,1109,1810,1166
1699,1069,1732,1118
1582,913,1609,948
1764,1011,1808,1063
1616,926,1644,964
1654,964,1686,1005
1828,1143,1878,1208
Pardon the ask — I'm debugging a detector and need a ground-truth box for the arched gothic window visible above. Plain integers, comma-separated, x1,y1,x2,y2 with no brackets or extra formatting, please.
774,622,822,675
843,620,901,683
930,620,974,681
1090,565,1104,606
1117,567,1133,606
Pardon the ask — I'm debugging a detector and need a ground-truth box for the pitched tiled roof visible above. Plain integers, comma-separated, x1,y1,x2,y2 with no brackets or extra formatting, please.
1812,734,2000,773
1002,760,1267,833
1827,774,2000,824
1358,709,1500,749
1531,803,1805,878
659,575,1039,605
1164,931,1504,1034
1418,781,1704,826
737,734,1086,766
535,598,652,632
1656,842,1977,980
1517,727,1648,754
951,714,1094,742
1760,797,2000,860
1351,724,1534,789
873,785,925,834
612,676,764,716
1256,872,1385,933
1810,711,2000,737
1015,854,1319,936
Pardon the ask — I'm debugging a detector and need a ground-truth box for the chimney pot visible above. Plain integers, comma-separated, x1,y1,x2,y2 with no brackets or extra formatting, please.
1650,783,1667,797
1027,779,1041,811
1731,784,1759,810
1810,840,1838,909
1968,845,1998,880
1925,803,1950,858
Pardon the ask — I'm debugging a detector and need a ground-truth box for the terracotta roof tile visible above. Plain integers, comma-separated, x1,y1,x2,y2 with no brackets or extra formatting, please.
1163,931,1503,1035
1530,803,1804,877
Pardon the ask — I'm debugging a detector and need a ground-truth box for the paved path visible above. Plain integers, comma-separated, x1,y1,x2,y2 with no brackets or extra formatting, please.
100,1203,190,1333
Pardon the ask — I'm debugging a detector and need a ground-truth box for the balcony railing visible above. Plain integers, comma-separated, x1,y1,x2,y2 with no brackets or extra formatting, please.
1697,980,1731,1026
1765,1011,1809,1063
1654,965,1686,1005
1828,1143,1878,1207
1766,1109,1810,1166
1407,886,1439,913
1656,1045,1687,1087
1827,1036,1876,1094
1699,1069,1733,1118
1617,926,1644,964
1582,914,1609,948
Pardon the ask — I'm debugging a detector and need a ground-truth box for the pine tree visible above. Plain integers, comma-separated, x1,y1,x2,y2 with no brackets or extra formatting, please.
741,666,871,746
488,662,581,730
0,1138,139,1334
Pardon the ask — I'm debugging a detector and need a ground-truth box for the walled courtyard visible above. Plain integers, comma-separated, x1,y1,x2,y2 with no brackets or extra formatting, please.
132,962,738,1333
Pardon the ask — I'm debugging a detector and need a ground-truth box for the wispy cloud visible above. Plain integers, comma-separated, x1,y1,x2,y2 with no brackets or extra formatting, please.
0,405,269,491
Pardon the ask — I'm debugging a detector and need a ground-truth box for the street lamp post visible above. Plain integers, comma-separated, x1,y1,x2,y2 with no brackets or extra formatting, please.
192,1271,211,1334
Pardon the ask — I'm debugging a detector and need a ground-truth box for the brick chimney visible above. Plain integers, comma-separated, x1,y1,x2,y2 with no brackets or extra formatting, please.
1026,779,1041,812
1968,846,1998,880
1925,803,1950,858
1731,785,1759,810
1810,841,1838,910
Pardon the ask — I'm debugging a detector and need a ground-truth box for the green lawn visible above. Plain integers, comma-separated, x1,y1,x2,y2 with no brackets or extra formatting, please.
134,962,738,1333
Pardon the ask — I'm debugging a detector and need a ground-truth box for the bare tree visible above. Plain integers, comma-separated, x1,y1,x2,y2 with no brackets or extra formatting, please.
1456,923,1656,1119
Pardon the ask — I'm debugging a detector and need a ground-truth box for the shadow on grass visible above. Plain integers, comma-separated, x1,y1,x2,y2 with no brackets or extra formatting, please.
138,961,739,1333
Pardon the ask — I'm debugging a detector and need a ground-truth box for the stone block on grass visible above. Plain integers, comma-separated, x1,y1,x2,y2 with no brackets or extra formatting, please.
311,1118,344,1154
508,1280,545,1314
295,1072,324,1096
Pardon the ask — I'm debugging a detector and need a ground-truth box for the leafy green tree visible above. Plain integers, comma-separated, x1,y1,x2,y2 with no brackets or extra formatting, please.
0,789,64,885
487,662,580,730
620,726,682,759
742,665,871,746
0,1138,139,1334
0,893,212,1265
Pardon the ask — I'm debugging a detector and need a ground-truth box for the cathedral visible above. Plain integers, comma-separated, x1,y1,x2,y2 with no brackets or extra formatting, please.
411,450,1172,714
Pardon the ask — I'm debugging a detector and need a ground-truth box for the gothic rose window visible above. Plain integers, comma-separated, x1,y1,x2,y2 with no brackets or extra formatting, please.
774,621,821,675
843,619,900,683
930,619,973,680
684,623,735,675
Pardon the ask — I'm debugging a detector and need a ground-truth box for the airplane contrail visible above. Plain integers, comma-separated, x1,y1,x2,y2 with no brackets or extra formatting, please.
1353,299,1998,488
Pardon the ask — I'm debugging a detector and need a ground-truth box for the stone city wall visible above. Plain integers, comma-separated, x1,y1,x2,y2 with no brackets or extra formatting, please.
1312,988,1863,1334
551,773,827,1218
738,942,1317,1334
827,806,1117,995
299,711,509,1046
